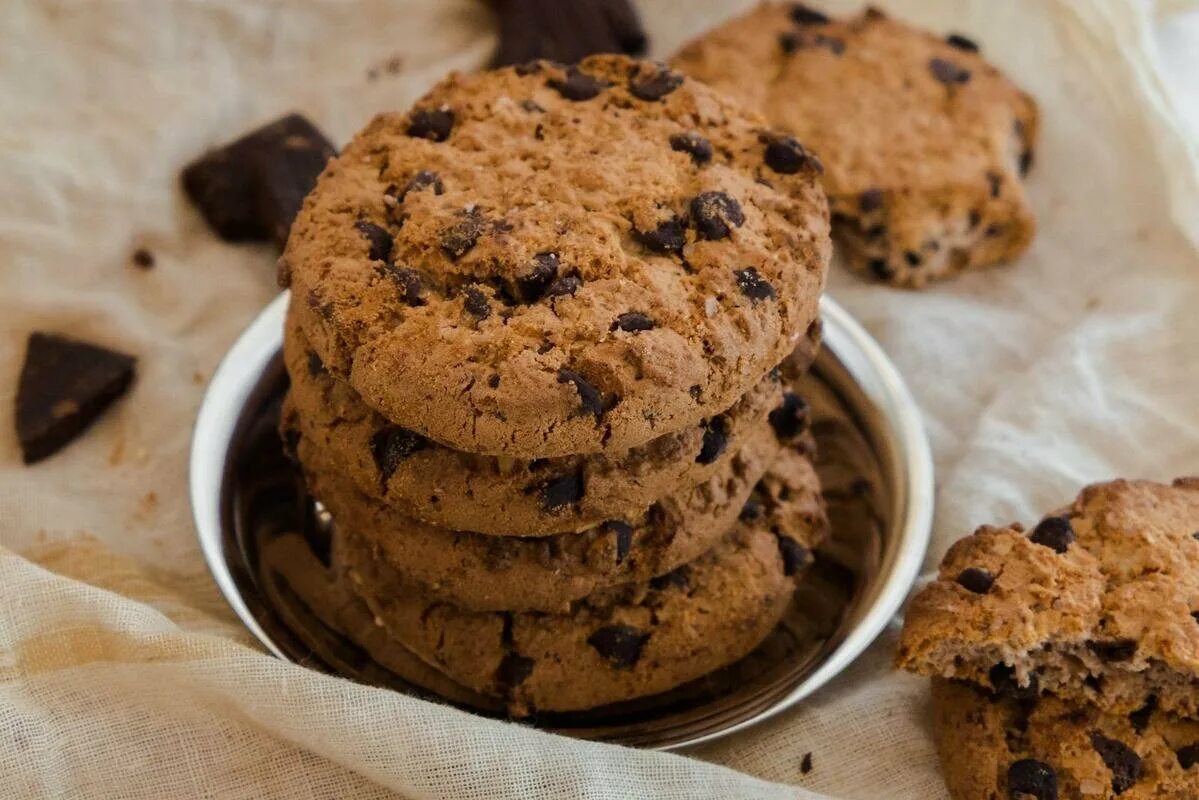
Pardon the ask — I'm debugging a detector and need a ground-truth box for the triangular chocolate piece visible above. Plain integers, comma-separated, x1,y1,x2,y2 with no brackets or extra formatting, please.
16,332,136,464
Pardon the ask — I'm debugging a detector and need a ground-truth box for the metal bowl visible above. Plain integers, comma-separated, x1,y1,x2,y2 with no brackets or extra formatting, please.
190,291,932,750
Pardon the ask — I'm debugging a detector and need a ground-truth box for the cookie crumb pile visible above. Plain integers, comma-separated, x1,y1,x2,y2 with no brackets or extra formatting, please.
276,55,832,714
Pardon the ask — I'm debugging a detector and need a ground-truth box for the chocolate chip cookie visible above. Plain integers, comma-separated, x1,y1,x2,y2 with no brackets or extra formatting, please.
281,54,829,457
333,447,829,714
282,309,820,536
932,679,1199,800
671,4,1038,288
898,478,1199,718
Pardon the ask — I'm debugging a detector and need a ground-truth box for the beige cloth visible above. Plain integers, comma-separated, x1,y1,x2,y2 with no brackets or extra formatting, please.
1,0,1196,797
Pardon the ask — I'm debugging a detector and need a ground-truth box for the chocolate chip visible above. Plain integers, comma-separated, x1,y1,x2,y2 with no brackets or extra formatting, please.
1128,696,1156,734
1090,733,1142,794
354,220,393,263
1030,516,1074,553
604,520,634,563
385,265,426,306
1192,611,1199,624
1088,639,1137,662
690,191,745,240
517,252,559,302
612,312,655,333
946,33,980,53
929,57,971,86
955,567,995,594
1008,760,1057,800
868,259,893,280
1020,149,1035,177
669,132,713,165
496,653,535,689
487,374,501,388
587,625,650,668
540,471,584,512
305,351,326,377
903,250,922,267
546,273,582,298
968,209,982,229
131,248,155,270
987,172,1003,198
696,416,729,465
633,216,687,254
779,32,802,55
800,753,813,774
777,536,811,576
557,369,603,418
369,425,428,484
462,285,491,319
1177,744,1199,770
629,67,683,101
650,565,690,591
15,332,137,464
763,135,821,174
734,267,777,301
547,67,610,101
789,3,830,24
740,494,764,522
398,169,444,201
859,188,883,213
440,208,484,260
406,107,454,141
769,392,809,441
865,223,887,239
989,663,1039,700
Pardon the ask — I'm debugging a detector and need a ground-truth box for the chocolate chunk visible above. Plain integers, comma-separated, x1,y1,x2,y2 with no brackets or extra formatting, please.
398,169,444,202
1030,516,1074,553
557,369,604,418
496,653,535,689
696,416,729,465
1090,733,1142,794
546,273,582,298
305,351,326,377
462,285,492,319
1192,611,1199,624
989,663,1039,700
1177,744,1199,770
406,107,455,142
904,250,922,267
633,216,687,254
385,265,426,306
517,252,560,302
868,259,893,280
354,220,393,263
612,311,655,332
734,267,777,301
489,0,647,68
540,471,584,512
779,32,802,55
487,374,501,388
587,625,650,668
440,208,484,260
547,67,610,101
629,68,683,101
1128,696,1157,734
968,209,982,229
181,113,334,246
859,188,884,213
769,391,809,440
369,425,428,484
987,172,1003,198
650,565,690,591
690,191,745,240
955,567,995,594
604,520,634,563
669,132,713,165
946,33,980,52
1008,760,1057,800
762,135,821,174
15,332,137,464
929,57,971,86
131,248,155,270
1087,639,1137,662
800,753,813,775
777,536,811,576
789,3,830,24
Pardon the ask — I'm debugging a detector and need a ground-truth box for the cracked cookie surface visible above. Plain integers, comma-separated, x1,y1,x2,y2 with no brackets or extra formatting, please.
897,478,1199,718
671,4,1037,288
282,54,828,457
333,445,829,714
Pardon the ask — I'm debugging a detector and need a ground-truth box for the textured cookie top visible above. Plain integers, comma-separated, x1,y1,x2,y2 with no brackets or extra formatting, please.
671,4,1038,205
283,54,829,457
897,478,1199,716
932,679,1199,800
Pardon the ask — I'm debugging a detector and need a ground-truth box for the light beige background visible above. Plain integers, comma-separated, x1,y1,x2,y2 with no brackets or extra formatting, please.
0,1,1196,797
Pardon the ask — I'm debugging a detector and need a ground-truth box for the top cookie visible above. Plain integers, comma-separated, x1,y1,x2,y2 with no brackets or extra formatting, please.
671,4,1038,288
897,478,1199,718
282,54,829,457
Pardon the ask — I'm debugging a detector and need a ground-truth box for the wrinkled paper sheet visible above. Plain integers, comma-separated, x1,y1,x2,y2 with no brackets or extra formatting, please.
0,1,1196,797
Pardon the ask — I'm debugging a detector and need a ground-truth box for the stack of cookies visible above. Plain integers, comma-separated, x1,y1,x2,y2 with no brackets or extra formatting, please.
275,55,833,714
898,478,1199,799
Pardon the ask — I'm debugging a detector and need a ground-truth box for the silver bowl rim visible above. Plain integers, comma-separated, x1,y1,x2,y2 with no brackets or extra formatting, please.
189,291,933,750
